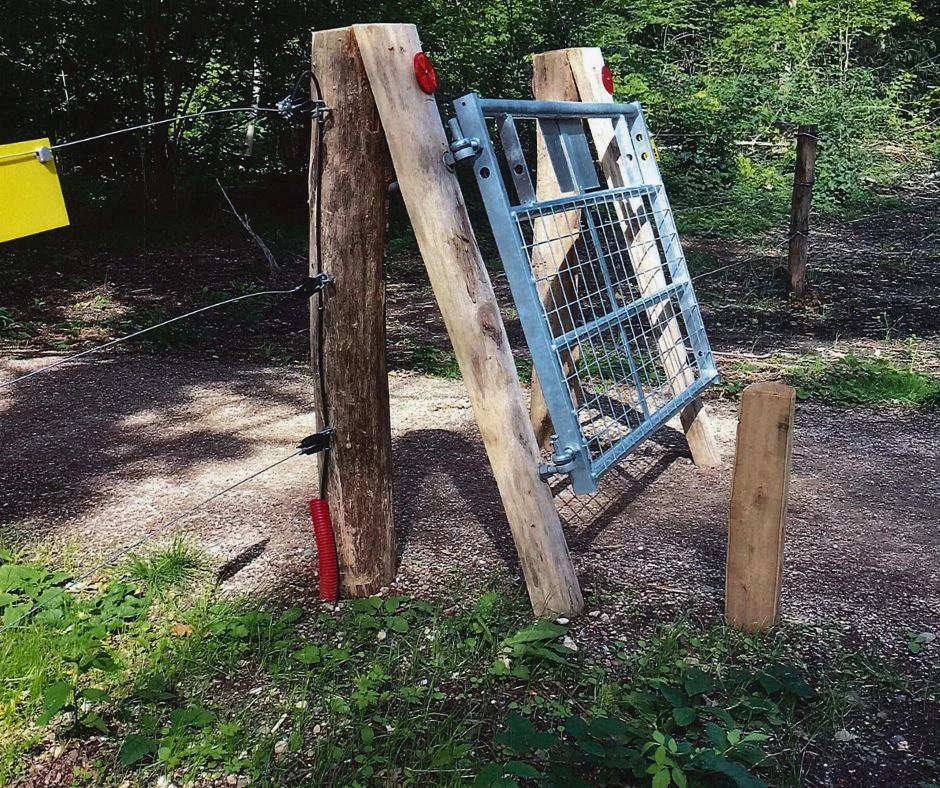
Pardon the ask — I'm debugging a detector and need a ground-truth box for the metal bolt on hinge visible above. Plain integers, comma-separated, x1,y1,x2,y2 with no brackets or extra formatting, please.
443,118,481,170
538,444,580,482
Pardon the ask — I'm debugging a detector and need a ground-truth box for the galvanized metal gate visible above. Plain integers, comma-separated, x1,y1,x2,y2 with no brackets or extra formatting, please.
448,93,719,494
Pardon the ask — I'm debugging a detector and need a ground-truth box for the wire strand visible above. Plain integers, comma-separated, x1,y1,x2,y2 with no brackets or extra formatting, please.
0,448,303,636
0,107,281,163
305,70,332,499
1,286,302,388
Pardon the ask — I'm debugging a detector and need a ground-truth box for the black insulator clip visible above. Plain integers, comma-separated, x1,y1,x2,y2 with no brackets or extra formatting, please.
276,95,330,125
294,273,332,298
299,428,333,456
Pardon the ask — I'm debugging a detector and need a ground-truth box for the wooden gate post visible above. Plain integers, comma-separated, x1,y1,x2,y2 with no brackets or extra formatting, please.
310,27,395,597
541,47,720,468
528,50,582,449
788,125,818,297
351,23,583,618
725,382,795,632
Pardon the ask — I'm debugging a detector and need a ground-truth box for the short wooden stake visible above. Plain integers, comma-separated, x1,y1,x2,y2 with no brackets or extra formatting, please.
350,23,583,617
546,47,721,468
725,382,795,632
310,27,395,597
787,125,817,297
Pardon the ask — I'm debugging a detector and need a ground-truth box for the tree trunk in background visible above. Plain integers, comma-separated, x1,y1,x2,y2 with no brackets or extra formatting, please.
144,0,176,220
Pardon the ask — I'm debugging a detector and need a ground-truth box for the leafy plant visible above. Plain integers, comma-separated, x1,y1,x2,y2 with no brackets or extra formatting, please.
785,353,940,405
0,307,35,340
491,619,574,680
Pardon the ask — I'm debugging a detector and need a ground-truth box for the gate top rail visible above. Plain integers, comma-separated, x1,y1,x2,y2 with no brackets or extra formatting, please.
477,97,641,120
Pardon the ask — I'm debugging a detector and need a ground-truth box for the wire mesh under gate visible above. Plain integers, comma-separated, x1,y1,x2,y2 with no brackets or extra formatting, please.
449,94,719,494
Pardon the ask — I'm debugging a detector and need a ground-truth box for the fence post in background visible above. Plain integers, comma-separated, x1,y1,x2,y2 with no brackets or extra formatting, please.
352,22,583,618
725,382,795,632
557,47,721,468
787,125,818,297
310,27,396,597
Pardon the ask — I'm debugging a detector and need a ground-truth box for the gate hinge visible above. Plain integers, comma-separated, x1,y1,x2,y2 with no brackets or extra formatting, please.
443,118,481,170
538,445,580,482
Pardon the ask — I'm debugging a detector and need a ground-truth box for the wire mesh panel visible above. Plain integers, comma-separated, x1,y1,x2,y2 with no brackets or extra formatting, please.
451,93,718,494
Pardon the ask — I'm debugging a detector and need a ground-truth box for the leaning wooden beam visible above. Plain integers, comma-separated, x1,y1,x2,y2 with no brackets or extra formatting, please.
310,27,395,597
528,50,583,450
725,382,795,632
351,23,583,617
562,47,721,468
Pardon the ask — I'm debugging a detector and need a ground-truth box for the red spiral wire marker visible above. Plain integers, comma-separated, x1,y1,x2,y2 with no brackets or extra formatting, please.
309,498,338,601
601,64,615,95
413,51,439,95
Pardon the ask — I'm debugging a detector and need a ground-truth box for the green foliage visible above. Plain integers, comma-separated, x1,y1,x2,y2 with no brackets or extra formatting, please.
126,538,208,594
0,307,35,341
478,654,817,787
407,343,462,379
405,342,533,383
1,0,935,230
0,548,932,786
785,353,940,405
490,620,574,680
597,0,936,232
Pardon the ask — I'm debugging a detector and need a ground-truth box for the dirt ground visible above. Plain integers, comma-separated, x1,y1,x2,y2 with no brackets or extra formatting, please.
2,351,937,638
2,196,939,785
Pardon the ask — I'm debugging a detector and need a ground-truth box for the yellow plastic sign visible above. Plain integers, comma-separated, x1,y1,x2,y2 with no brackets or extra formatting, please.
0,138,69,243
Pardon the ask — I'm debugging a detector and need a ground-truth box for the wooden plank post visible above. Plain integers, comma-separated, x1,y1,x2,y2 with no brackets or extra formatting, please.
310,27,395,597
553,47,721,468
351,23,583,618
725,382,795,632
528,50,582,449
787,124,818,297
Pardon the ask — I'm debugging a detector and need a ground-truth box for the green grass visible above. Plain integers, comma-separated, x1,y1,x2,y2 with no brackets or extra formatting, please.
126,538,208,595
0,546,935,787
0,306,36,340
406,342,533,384
718,351,940,407
785,353,940,406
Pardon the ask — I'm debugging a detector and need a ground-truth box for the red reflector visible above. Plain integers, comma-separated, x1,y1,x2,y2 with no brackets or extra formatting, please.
413,52,438,95
601,64,614,95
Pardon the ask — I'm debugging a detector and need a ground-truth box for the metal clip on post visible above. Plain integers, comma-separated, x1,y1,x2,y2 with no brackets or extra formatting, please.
298,428,334,456
276,95,330,125
294,273,332,298
443,118,481,170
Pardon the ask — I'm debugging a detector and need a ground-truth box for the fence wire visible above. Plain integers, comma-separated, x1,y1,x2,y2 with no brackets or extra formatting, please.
0,284,307,388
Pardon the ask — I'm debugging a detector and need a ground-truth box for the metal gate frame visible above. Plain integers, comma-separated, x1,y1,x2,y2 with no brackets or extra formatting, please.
449,93,719,494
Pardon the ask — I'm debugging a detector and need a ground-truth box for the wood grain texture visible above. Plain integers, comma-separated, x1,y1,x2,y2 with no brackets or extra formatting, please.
528,50,583,450
725,382,795,632
352,23,583,617
310,27,395,597
788,125,818,297
564,47,721,468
